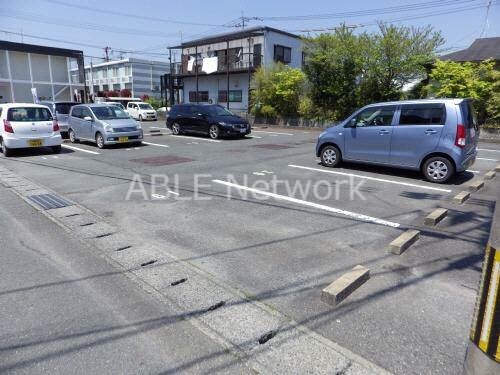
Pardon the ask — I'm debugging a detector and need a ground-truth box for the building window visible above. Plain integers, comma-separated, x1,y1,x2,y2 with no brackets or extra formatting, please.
189,91,209,102
274,45,291,64
218,90,242,103
124,65,131,76
101,69,107,78
112,67,119,77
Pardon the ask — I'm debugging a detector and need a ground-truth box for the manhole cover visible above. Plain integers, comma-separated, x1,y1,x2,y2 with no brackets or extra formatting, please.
252,144,293,150
130,155,194,166
27,194,74,210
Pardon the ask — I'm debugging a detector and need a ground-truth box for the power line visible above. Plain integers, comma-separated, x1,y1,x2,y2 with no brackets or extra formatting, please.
255,0,483,21
480,0,493,37
42,0,234,28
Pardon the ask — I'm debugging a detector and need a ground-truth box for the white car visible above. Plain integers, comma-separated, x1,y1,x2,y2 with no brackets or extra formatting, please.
0,103,62,157
126,102,157,121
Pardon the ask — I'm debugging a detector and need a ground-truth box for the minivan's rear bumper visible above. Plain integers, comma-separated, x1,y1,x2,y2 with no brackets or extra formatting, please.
456,149,477,172
3,134,62,149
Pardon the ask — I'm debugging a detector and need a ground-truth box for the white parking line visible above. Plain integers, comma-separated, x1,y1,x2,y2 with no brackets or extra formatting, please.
168,134,222,143
252,130,294,136
142,141,170,148
478,148,500,152
61,144,100,155
288,164,452,193
477,157,498,161
213,179,400,228
467,170,480,173
247,135,263,139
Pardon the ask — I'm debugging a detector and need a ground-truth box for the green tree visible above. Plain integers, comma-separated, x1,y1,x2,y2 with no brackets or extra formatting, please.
250,63,306,117
302,25,361,121
359,23,444,104
425,59,495,124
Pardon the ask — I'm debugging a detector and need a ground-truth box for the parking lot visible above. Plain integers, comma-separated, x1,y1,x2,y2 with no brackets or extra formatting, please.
1,119,499,374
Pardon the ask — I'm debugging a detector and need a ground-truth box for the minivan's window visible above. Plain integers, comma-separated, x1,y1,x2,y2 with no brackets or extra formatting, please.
8,107,52,122
92,106,130,120
351,106,396,127
460,101,478,129
138,103,153,110
71,107,82,119
55,102,77,115
399,105,445,125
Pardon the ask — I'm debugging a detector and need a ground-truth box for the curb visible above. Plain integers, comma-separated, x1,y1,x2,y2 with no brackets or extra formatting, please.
424,208,448,226
389,230,420,255
321,265,370,307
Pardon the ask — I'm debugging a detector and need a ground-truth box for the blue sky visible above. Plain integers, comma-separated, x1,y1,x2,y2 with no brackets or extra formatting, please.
0,0,498,63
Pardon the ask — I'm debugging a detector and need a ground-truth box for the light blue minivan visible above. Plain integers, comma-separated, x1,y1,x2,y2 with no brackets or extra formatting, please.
68,104,143,149
316,99,478,183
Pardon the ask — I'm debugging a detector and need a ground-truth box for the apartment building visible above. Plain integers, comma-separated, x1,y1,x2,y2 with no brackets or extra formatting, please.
169,26,304,112
0,40,85,104
84,58,169,99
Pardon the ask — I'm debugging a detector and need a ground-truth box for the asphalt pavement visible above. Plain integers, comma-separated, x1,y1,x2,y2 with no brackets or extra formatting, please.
0,120,498,374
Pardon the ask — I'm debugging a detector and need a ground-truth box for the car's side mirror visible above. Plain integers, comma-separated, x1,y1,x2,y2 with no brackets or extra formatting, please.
348,118,357,128
83,116,93,122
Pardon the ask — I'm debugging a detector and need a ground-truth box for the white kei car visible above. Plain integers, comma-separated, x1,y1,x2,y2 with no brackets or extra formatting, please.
0,103,62,157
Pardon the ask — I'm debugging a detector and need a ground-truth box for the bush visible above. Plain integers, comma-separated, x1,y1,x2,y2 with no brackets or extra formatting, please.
258,105,277,119
144,96,161,110
120,88,131,97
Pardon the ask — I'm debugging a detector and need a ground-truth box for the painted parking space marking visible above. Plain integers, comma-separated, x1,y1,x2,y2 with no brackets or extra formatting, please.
142,141,170,148
247,135,263,139
61,144,100,155
252,130,294,136
477,157,498,162
167,134,222,143
468,170,480,173
478,148,500,153
213,179,400,228
288,164,452,193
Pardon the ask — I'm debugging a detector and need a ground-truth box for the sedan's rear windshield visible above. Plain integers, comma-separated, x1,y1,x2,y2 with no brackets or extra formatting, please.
55,102,77,115
92,106,130,120
7,107,53,122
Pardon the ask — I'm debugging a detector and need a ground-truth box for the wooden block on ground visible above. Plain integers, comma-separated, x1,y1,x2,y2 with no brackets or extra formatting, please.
484,170,496,180
468,180,485,192
495,164,500,172
453,191,471,204
424,208,448,226
321,265,370,306
389,230,420,255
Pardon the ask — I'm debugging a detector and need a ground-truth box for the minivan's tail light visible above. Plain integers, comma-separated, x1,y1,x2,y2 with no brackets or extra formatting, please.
455,124,466,148
3,119,14,133
52,120,60,132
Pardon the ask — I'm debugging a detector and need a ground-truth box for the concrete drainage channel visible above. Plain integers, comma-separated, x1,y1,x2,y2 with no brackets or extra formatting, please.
0,165,388,374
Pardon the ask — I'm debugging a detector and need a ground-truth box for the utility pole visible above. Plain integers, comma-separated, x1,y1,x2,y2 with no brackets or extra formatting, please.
104,46,111,62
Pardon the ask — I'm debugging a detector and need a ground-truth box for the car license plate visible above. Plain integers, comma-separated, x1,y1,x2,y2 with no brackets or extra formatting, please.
118,136,129,143
240,128,246,133
28,139,42,147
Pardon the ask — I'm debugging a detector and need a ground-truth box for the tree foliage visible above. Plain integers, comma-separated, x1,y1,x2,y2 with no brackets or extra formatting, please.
250,63,306,118
425,59,495,124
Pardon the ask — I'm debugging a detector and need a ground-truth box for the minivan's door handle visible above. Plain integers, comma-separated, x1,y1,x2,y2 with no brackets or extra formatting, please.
379,129,390,135
425,129,437,135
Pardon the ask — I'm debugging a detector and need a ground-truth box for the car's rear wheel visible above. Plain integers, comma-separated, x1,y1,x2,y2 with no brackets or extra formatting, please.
52,145,62,154
320,145,341,167
69,129,78,143
209,124,220,139
96,132,105,149
172,122,181,135
1,139,12,157
139,114,143,122
423,157,454,183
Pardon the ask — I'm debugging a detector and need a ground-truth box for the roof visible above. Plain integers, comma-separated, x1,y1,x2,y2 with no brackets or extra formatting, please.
365,98,469,107
0,103,54,108
0,40,83,59
440,37,500,62
83,58,169,70
171,26,301,49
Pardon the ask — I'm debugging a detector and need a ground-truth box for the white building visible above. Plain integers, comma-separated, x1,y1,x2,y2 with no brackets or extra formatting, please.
0,40,85,103
169,26,304,112
83,58,169,99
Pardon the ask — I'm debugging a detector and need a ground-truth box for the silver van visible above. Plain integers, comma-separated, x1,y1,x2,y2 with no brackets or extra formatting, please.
68,104,143,149
39,101,79,135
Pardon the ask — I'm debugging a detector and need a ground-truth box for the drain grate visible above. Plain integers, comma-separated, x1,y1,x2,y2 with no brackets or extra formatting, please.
252,144,293,150
27,194,74,210
130,155,194,166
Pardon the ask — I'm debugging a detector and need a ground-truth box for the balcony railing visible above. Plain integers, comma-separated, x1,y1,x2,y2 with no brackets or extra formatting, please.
179,53,262,76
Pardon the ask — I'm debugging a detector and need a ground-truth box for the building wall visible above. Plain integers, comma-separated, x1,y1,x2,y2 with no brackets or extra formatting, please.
263,30,303,69
85,59,168,99
182,73,249,112
0,49,83,103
